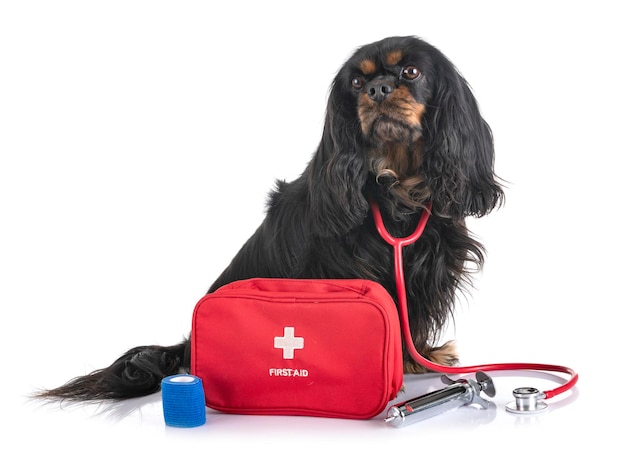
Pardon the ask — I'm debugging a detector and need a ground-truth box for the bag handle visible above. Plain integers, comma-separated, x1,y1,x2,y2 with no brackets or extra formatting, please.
223,277,372,296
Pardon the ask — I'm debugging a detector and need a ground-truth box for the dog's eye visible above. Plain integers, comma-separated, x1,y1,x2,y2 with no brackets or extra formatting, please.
351,76,364,90
401,66,421,80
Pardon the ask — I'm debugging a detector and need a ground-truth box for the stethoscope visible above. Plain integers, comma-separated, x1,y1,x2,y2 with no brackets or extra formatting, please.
369,199,578,426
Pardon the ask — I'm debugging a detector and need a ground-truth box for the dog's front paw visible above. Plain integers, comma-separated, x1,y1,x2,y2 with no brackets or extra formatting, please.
403,340,459,373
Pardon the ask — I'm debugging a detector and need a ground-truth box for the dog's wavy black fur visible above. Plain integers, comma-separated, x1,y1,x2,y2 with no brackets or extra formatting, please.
36,36,503,402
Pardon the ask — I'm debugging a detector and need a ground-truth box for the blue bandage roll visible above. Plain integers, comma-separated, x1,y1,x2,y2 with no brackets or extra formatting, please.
161,374,207,427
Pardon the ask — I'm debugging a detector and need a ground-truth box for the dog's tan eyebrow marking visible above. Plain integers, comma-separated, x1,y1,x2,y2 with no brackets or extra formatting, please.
359,59,377,75
385,50,403,66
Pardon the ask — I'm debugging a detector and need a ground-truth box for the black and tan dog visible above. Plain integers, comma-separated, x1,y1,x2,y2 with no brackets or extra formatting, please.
38,36,503,401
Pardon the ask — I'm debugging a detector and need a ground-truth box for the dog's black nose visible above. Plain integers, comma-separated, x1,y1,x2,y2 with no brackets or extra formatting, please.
367,77,395,103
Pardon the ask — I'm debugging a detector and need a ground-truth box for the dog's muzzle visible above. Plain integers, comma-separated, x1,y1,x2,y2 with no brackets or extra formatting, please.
358,79,425,143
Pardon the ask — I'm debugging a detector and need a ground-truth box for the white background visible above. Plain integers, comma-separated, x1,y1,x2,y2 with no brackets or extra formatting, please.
1,0,624,452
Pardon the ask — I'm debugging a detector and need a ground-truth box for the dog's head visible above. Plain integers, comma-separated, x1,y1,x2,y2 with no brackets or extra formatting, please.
308,36,504,235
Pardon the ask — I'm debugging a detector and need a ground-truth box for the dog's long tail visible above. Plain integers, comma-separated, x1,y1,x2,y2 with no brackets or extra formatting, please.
34,340,190,401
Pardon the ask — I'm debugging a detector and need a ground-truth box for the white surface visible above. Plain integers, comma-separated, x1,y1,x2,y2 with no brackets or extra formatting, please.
1,1,623,453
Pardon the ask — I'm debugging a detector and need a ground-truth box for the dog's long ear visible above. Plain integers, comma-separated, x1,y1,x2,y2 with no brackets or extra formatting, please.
422,57,504,218
305,80,369,237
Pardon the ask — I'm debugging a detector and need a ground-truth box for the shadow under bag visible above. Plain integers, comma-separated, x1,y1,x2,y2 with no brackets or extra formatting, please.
191,278,404,419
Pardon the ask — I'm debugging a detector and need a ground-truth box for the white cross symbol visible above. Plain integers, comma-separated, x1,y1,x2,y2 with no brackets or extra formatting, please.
274,327,304,359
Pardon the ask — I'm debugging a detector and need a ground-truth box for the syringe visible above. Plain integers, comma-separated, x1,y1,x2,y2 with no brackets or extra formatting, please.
384,371,495,427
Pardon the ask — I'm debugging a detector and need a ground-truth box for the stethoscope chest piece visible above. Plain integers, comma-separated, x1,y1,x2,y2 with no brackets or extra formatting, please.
505,387,548,415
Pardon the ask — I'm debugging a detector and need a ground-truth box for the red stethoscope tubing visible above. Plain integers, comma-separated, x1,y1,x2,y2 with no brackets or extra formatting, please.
370,199,578,400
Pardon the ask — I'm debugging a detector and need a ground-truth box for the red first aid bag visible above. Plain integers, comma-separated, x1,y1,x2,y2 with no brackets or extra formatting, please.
191,278,403,419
